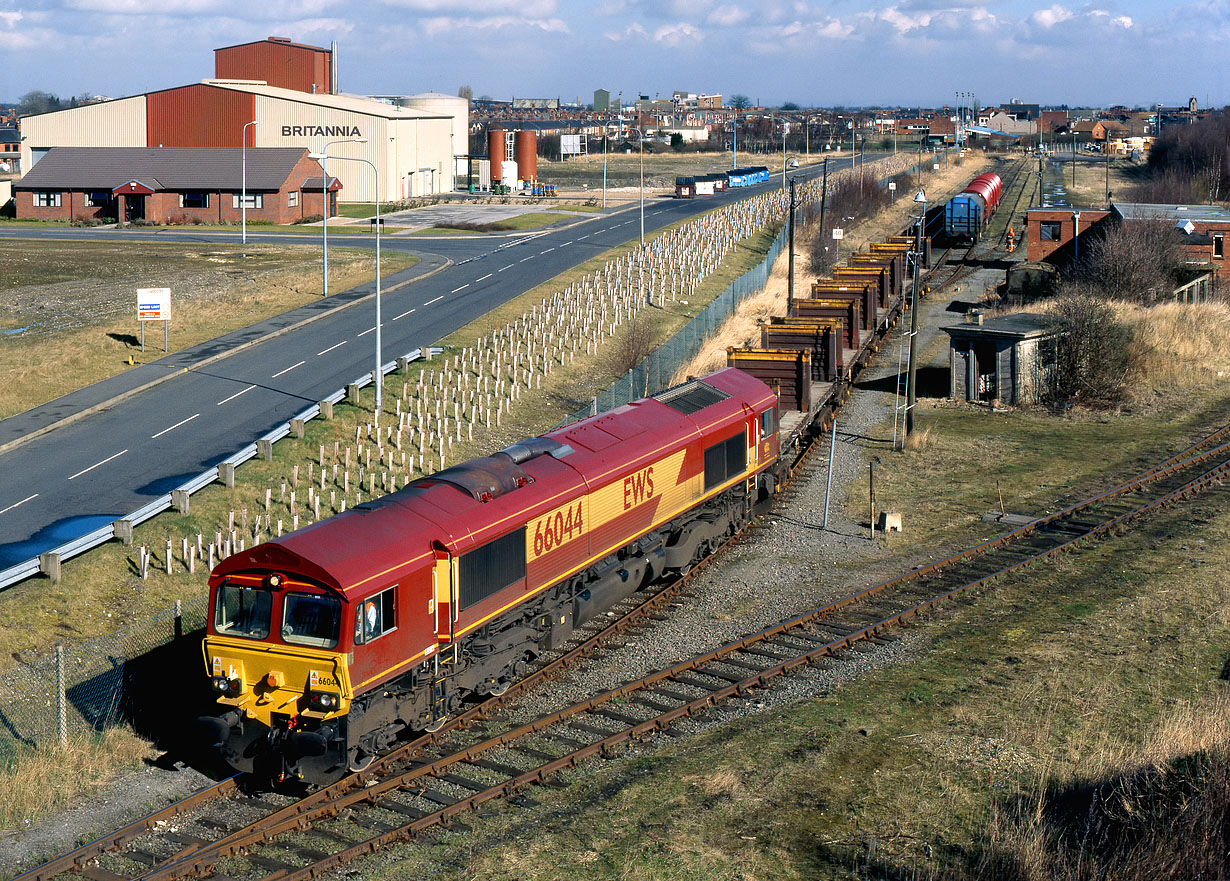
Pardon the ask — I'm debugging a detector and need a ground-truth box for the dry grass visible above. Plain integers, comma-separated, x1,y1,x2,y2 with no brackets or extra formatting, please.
1116,300,1230,391
0,728,155,830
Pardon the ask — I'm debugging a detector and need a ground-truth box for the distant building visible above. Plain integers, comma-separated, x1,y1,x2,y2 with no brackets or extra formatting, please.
594,89,610,112
512,97,560,111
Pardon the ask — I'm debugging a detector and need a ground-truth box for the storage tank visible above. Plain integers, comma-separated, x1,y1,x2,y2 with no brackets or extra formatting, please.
515,130,537,183
399,92,469,175
501,160,518,189
488,129,510,165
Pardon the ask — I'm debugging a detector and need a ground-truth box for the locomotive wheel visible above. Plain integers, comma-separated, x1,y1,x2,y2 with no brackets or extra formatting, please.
489,679,511,697
424,715,449,733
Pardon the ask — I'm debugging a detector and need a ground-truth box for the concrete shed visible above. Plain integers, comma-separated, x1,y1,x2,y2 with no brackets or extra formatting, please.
942,312,1056,405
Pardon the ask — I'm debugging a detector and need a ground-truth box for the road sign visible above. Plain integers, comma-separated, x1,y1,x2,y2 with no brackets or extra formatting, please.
832,228,844,240
888,182,896,191
137,288,170,321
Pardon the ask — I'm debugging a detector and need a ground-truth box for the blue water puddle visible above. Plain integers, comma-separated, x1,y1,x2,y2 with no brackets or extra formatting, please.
0,513,120,568
3,326,30,336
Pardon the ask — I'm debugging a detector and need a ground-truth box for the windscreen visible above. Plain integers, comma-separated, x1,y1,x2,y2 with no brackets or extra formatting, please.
214,584,272,639
282,593,342,649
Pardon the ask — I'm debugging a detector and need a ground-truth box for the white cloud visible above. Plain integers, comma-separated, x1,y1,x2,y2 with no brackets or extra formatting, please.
421,14,568,36
653,21,699,45
816,17,854,39
707,5,748,27
0,9,23,27
604,21,648,41
1030,4,1074,28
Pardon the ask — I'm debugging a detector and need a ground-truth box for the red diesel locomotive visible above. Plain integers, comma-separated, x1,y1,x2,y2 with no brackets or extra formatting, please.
198,368,780,783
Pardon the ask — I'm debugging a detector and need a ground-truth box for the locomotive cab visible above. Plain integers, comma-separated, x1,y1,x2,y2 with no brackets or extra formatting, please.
199,568,355,783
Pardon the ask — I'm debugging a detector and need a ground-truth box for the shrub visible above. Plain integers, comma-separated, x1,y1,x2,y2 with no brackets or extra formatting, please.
294,214,324,225
1042,292,1137,409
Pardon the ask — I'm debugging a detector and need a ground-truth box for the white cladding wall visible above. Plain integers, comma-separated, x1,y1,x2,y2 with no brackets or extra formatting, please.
20,97,147,170
253,96,452,203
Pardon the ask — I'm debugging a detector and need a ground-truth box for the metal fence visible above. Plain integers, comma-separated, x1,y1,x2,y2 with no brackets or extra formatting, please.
560,216,790,425
0,595,208,763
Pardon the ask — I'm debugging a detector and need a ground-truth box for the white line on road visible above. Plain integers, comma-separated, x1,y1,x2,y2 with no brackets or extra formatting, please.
519,256,532,263
151,413,200,439
540,248,554,254
216,384,257,405
451,284,469,293
424,295,444,306
578,234,590,239
561,241,573,246
475,273,492,282
316,341,347,356
0,494,38,516
271,361,305,378
393,307,416,321
68,449,128,480
499,264,514,272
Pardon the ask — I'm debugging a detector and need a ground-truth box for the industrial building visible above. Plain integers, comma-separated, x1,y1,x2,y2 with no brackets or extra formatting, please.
18,37,463,204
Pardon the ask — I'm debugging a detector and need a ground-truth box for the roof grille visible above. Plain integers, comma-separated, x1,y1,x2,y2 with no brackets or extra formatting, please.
652,379,730,415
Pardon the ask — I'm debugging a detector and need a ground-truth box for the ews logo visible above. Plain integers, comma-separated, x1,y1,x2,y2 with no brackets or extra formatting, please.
622,466,655,510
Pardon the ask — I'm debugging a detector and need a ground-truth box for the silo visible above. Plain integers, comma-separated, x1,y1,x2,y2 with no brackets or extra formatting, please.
501,160,519,189
399,92,470,176
515,130,538,183
488,129,510,165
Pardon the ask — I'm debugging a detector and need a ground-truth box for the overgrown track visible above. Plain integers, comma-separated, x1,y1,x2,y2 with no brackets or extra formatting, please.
19,425,1229,881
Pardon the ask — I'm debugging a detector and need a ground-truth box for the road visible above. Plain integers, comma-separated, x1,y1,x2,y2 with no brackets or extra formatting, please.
0,159,853,573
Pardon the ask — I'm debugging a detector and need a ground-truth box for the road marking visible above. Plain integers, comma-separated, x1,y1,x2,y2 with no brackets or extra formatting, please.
0,494,38,516
519,256,532,263
424,295,444,306
151,413,200,439
475,273,492,282
271,360,305,378
69,449,128,480
499,264,514,272
451,284,469,293
561,240,573,246
578,234,590,239
540,248,554,254
316,341,347,356
216,384,257,405
393,307,416,321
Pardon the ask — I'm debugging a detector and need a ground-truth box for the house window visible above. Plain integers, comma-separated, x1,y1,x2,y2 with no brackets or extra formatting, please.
354,586,396,644
84,192,112,207
1039,221,1063,241
33,191,62,207
288,191,299,208
1214,234,1224,259
459,527,527,610
180,192,209,208
232,193,263,209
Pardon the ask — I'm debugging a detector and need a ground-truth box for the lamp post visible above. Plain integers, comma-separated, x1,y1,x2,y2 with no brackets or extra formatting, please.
602,113,608,209
320,137,368,297
1073,211,1081,263
781,117,787,190
241,119,257,244
309,152,383,429
906,189,926,437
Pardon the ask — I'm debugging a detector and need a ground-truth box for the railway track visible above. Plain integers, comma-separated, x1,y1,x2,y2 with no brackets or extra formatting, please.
18,423,1229,881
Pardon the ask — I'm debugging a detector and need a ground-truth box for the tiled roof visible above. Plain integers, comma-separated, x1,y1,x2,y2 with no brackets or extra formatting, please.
16,147,312,191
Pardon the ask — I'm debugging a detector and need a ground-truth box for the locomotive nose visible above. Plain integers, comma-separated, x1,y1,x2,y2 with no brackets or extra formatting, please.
195,711,240,747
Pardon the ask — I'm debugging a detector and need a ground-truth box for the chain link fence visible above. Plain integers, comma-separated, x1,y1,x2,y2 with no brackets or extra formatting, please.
560,216,790,425
0,594,208,764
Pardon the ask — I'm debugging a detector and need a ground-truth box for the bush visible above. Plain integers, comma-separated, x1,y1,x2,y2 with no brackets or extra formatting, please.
294,214,324,225
1042,292,1137,409
609,312,656,377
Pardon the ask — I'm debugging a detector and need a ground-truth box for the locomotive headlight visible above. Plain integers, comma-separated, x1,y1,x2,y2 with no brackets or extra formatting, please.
308,690,340,710
212,675,243,697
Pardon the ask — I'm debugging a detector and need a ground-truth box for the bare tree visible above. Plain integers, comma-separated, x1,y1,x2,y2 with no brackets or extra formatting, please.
1070,219,1185,304
457,85,473,101
609,313,656,376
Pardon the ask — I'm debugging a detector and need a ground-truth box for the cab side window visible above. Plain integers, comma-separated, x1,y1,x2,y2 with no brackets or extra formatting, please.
760,407,777,439
354,586,396,644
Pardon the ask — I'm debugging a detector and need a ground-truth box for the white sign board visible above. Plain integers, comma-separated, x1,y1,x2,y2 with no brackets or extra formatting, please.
832,228,844,240
888,182,896,191
137,288,170,321
933,163,940,171
561,134,582,156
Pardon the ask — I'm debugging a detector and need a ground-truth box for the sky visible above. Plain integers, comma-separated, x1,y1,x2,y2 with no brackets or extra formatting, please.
1,0,1227,110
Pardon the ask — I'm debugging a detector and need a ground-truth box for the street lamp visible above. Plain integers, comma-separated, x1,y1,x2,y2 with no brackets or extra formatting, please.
241,119,257,244
321,137,368,296
905,189,926,437
309,151,383,430
1073,211,1081,262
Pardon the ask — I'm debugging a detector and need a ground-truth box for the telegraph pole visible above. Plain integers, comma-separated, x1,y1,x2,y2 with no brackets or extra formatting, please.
787,177,797,312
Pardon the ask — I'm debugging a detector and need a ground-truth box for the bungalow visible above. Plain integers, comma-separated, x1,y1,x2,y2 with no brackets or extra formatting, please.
14,146,338,224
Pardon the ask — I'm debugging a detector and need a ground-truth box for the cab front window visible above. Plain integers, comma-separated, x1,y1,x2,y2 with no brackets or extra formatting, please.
282,593,342,649
214,584,272,639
